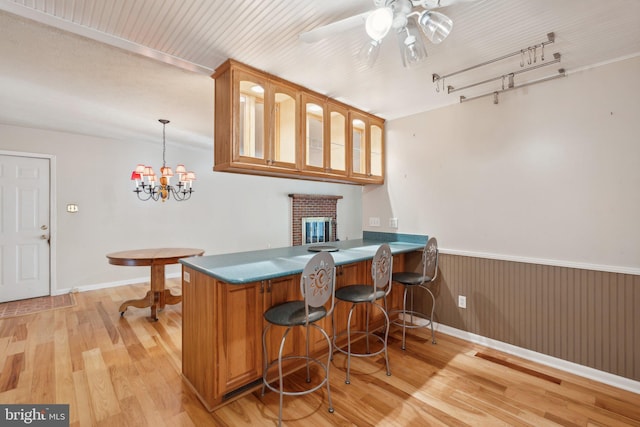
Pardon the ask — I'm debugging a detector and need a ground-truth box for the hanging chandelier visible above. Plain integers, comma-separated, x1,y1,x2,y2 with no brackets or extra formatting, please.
130,119,196,202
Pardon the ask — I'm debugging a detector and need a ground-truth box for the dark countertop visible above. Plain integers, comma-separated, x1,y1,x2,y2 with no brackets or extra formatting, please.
180,234,427,284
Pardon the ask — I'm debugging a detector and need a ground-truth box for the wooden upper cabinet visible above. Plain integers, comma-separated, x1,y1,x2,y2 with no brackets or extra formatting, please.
213,59,384,184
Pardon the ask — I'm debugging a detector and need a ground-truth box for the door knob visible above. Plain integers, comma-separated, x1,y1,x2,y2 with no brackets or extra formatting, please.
41,225,48,230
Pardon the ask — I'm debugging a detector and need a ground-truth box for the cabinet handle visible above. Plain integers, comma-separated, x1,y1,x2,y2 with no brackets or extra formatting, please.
267,280,272,293
259,281,265,293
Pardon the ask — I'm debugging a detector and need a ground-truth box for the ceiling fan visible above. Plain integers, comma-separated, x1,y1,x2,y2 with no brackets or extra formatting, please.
300,0,476,68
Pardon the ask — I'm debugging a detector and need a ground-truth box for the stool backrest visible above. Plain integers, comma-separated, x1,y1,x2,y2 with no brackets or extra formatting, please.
301,251,336,315
422,237,439,282
371,243,393,297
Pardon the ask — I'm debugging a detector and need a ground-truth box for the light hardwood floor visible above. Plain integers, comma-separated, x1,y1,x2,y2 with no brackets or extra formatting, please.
0,281,638,426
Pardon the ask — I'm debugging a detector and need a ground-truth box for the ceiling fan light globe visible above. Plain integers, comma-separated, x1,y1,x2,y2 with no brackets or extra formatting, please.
402,34,427,68
418,11,453,44
358,39,382,68
365,7,393,41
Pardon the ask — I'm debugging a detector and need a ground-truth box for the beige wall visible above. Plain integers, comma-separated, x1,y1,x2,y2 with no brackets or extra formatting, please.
362,56,640,382
364,56,640,272
0,124,363,293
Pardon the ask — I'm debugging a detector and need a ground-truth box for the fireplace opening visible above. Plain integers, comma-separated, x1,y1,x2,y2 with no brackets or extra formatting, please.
302,217,333,244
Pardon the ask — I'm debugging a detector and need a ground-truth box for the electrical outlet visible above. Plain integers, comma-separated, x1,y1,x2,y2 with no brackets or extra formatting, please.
183,271,191,283
458,295,467,309
389,218,398,228
368,217,380,227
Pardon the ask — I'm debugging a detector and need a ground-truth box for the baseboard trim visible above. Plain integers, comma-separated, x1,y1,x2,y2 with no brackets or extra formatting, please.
53,272,182,295
435,321,640,395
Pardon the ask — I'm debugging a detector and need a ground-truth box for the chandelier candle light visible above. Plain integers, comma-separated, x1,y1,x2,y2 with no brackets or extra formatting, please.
130,119,196,202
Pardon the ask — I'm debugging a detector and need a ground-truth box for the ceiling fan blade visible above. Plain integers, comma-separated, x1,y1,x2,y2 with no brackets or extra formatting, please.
299,11,371,43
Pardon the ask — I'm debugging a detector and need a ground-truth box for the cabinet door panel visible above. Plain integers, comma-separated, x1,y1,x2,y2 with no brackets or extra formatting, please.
301,93,326,172
350,113,368,178
271,83,298,167
234,70,268,165
328,103,347,176
216,281,263,393
370,122,384,178
306,106,324,168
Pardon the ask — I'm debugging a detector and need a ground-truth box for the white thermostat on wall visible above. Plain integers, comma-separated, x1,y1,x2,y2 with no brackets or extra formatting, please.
66,204,79,213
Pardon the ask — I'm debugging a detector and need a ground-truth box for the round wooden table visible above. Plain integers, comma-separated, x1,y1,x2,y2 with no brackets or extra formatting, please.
107,247,204,320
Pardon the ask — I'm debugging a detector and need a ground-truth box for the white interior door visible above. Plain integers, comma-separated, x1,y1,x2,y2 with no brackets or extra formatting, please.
0,154,51,302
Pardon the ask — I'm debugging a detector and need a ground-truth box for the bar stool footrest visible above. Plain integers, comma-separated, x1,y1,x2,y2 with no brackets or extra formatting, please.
263,355,329,397
333,330,387,358
389,310,434,329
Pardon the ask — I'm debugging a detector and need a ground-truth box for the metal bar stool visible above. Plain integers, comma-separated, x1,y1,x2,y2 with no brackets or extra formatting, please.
261,251,336,426
332,243,393,384
390,237,438,350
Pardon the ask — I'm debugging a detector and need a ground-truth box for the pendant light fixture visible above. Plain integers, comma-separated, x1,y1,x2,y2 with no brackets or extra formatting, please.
130,119,195,202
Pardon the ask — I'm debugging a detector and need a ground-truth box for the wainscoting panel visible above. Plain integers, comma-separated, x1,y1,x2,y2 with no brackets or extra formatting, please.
418,253,640,381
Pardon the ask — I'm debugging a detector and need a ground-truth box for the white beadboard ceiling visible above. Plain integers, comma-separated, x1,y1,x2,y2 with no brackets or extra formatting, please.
0,0,639,147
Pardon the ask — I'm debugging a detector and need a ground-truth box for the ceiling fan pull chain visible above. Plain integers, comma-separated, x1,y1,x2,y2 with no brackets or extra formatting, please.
541,43,545,61
435,77,440,93
520,50,525,67
533,45,537,63
528,48,532,65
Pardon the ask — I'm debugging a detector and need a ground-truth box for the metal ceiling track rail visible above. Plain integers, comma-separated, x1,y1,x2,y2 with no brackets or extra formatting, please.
448,52,562,94
459,68,566,104
432,32,556,84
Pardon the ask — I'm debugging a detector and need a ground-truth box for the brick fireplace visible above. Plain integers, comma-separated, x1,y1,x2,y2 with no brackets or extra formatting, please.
289,194,342,246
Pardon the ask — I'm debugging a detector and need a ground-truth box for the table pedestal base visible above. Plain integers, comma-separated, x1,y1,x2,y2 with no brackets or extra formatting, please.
107,248,203,321
119,288,182,321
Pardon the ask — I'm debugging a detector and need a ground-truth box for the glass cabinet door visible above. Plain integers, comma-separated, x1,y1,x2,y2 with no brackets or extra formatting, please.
350,113,368,177
235,71,267,164
370,121,383,178
328,103,347,175
302,94,325,171
271,83,297,167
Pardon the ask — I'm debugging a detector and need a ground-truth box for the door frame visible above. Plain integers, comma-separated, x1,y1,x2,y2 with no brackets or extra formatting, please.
0,150,57,296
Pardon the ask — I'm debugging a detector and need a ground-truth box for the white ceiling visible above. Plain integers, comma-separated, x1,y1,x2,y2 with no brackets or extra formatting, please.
1,0,639,148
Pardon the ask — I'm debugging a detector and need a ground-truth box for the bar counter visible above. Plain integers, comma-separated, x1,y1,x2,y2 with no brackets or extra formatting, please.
179,233,427,284
179,232,427,411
